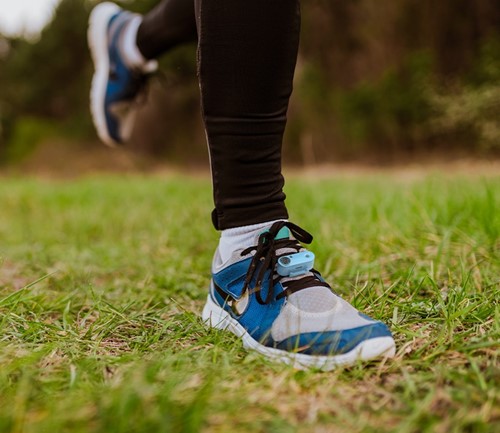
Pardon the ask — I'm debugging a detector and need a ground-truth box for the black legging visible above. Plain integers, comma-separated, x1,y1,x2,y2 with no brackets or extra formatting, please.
137,0,300,230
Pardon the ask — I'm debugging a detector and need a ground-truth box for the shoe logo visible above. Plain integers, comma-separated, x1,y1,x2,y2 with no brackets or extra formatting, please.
214,282,249,316
228,290,249,316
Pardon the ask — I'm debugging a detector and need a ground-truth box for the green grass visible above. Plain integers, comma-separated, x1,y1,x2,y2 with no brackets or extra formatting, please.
0,172,498,433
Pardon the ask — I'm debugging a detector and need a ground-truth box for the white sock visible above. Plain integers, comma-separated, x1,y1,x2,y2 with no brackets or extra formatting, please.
119,16,150,70
218,220,284,264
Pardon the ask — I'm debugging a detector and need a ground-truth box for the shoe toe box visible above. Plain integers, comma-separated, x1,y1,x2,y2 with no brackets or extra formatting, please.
274,322,393,356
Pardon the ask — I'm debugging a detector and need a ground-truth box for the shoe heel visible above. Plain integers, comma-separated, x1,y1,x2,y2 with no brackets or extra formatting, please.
202,295,230,330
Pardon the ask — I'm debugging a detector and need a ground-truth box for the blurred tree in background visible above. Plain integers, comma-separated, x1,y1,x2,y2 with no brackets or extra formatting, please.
0,0,498,166
0,0,93,162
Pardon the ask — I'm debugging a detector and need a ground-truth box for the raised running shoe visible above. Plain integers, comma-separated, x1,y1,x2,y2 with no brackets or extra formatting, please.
88,2,157,146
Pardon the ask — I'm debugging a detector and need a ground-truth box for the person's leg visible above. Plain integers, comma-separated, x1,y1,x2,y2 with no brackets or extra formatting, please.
137,0,197,60
196,0,298,230
88,0,396,369
198,0,395,369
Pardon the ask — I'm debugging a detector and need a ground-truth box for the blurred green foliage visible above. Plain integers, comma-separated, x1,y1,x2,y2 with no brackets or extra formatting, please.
0,0,93,163
3,117,58,162
0,0,499,165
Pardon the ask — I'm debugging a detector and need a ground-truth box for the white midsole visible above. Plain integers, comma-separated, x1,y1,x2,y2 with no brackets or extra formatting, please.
202,294,396,371
88,2,120,147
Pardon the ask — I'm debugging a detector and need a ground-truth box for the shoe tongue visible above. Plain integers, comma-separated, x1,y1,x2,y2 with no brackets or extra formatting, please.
271,226,297,256
255,226,291,245
274,227,290,240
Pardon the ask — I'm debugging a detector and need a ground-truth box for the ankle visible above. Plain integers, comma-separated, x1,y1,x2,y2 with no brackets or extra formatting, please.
218,220,285,263
119,16,153,71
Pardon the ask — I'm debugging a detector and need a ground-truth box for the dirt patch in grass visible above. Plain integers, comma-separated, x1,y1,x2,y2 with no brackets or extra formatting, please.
293,159,500,180
0,259,32,291
1,139,499,180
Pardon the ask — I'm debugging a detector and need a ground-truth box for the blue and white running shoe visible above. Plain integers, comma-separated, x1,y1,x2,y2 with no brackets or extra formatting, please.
203,221,396,370
88,2,157,146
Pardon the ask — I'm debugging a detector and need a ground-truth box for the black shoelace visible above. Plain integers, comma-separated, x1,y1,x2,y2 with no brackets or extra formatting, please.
127,70,155,104
240,221,330,305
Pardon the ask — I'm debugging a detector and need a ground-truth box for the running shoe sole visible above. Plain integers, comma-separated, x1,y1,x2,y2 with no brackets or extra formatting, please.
202,294,396,371
88,2,121,147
